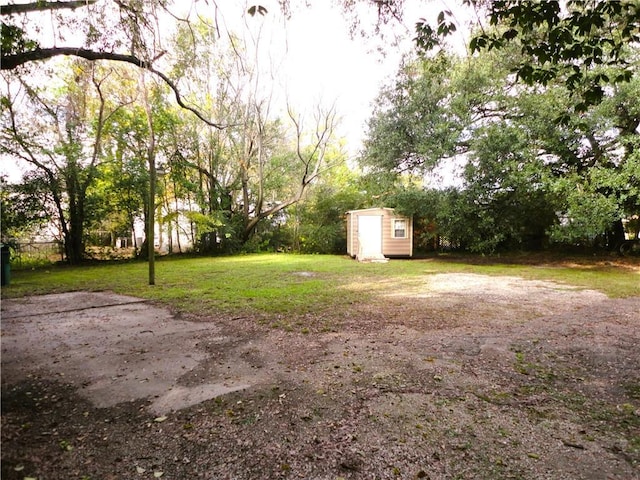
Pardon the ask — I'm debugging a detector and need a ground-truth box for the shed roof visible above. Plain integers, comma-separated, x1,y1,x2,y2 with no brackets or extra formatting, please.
346,207,400,215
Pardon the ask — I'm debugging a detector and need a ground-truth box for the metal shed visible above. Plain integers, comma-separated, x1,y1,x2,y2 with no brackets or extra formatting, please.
346,207,413,261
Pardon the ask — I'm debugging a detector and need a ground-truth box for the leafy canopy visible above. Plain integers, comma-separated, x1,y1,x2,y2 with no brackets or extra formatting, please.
417,0,640,110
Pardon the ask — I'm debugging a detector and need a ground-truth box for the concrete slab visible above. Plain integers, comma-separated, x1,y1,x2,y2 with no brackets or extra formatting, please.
1,292,252,414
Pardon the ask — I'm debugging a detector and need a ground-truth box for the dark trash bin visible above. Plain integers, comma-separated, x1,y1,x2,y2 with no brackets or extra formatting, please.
1,244,10,286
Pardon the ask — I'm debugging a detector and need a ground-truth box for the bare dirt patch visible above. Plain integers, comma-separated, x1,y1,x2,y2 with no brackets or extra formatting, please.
2,274,639,480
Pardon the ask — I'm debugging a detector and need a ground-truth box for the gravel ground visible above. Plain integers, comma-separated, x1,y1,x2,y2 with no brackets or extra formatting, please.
2,273,639,480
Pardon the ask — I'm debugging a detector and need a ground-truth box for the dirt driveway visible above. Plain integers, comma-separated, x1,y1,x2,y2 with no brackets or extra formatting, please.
2,274,639,479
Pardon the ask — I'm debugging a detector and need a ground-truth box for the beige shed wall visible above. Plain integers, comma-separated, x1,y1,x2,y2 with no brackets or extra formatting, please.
346,208,413,258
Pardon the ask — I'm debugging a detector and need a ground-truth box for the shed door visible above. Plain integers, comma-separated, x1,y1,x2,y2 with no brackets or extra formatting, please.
358,215,383,257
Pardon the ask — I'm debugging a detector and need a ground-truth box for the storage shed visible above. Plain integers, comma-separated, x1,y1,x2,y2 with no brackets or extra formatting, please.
346,207,413,261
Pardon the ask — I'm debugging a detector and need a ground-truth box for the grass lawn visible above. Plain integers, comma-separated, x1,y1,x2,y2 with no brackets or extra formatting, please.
2,253,639,479
3,253,638,318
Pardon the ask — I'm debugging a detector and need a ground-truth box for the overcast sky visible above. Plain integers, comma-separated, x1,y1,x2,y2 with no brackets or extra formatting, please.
190,0,474,158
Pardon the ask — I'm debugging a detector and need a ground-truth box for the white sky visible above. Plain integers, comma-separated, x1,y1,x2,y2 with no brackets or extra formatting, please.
243,0,473,155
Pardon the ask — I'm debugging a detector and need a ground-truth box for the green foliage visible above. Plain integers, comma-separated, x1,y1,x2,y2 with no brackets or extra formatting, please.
459,124,557,251
549,165,632,246
4,2,637,259
361,39,639,253
417,0,640,110
1,23,38,56
362,54,466,174
0,174,53,240
387,188,443,252
284,166,368,254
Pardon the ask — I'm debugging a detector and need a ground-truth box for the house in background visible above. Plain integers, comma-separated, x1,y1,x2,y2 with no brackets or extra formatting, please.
346,207,413,261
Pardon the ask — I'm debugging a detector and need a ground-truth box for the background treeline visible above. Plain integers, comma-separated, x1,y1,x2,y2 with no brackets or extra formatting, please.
362,46,639,254
1,1,638,264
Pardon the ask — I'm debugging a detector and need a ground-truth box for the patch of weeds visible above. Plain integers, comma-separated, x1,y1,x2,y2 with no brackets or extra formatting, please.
551,391,588,412
209,397,227,413
629,435,640,455
240,413,260,426
515,384,547,396
525,406,556,421
512,348,559,383
617,405,640,431
561,396,640,462
624,383,640,400
270,320,294,332
513,349,531,375
535,367,558,382
59,439,73,451
471,389,513,405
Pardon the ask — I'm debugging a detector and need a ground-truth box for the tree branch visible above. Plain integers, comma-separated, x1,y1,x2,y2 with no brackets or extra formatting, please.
2,47,228,129
0,1,97,16
2,47,143,71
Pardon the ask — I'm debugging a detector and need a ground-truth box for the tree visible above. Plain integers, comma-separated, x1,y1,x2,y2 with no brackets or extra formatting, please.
361,51,490,177
281,155,365,254
1,0,227,128
139,70,158,284
361,42,640,252
93,102,151,254
244,103,341,239
163,14,345,251
0,173,54,240
1,61,119,263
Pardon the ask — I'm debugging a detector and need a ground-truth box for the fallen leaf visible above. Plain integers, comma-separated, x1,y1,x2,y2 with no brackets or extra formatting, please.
136,466,146,474
154,416,167,423
14,466,24,472
153,472,164,478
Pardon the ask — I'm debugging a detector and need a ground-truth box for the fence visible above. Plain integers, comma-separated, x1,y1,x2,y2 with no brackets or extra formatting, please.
10,240,64,267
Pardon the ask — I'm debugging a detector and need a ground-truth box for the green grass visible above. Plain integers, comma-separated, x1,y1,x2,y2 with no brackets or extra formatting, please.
2,253,638,318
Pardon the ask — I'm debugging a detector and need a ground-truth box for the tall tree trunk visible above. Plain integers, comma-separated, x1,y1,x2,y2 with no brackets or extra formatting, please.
65,170,85,265
140,72,157,285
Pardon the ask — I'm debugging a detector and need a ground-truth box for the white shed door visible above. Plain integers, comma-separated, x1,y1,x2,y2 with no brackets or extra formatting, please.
358,215,383,258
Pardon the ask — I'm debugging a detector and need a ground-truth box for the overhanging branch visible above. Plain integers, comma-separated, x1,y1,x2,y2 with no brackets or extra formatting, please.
2,47,227,129
0,1,97,16
1,47,146,70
